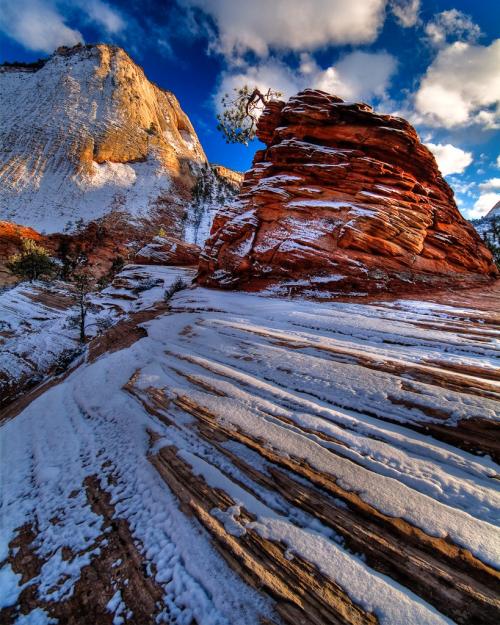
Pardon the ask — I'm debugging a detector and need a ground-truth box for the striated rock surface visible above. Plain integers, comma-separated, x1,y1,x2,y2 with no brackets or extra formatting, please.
135,235,200,266
0,45,243,283
198,90,498,295
0,43,207,235
2,271,499,625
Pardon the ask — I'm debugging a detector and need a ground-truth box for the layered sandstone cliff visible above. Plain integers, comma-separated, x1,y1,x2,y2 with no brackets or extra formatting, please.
0,43,207,235
198,90,497,294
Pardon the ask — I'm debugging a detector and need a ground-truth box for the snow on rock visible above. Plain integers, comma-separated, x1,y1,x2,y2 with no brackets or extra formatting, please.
1,271,499,624
0,44,206,235
135,235,201,266
0,45,242,276
198,89,498,293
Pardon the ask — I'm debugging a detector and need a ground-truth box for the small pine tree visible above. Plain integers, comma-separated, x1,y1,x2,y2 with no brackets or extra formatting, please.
6,239,58,282
72,271,95,343
57,239,87,281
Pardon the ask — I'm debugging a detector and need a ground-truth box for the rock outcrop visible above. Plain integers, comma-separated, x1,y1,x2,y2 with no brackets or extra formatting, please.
0,221,44,283
135,236,200,266
198,90,498,295
1,216,135,284
211,165,244,189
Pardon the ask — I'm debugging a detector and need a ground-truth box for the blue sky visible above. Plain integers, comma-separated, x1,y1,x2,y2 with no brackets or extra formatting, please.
1,0,499,219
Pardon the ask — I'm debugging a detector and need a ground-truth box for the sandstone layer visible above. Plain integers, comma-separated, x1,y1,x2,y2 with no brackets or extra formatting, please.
198,90,498,294
3,271,499,625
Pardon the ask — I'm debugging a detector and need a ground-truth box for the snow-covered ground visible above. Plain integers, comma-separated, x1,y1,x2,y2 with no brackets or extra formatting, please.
0,266,195,406
1,269,499,624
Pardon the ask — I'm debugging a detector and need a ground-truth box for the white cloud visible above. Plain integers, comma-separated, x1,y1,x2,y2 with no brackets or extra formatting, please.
497,155,500,168
0,0,126,53
425,142,472,176
314,51,398,101
424,9,482,47
0,0,83,53
447,178,476,196
415,40,500,128
470,192,500,219
216,51,398,112
479,178,500,191
389,0,420,28
182,0,387,58
78,0,125,34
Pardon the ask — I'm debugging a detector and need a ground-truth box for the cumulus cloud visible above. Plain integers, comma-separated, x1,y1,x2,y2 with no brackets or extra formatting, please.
216,51,398,113
0,0,83,53
424,9,482,47
447,178,475,196
479,178,500,191
497,155,500,168
181,0,387,58
425,142,473,176
314,51,398,101
389,0,420,28
415,40,500,128
470,192,500,219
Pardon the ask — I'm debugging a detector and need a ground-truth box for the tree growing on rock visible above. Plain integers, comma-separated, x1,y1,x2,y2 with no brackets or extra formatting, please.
6,238,58,282
217,86,282,145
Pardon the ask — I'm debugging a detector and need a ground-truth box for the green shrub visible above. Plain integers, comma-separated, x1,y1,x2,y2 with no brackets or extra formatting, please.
7,239,58,282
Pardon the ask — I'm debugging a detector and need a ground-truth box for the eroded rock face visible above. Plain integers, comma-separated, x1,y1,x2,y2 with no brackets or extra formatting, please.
198,90,498,295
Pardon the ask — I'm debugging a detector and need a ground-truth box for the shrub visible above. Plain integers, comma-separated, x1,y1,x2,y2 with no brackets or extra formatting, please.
164,277,187,302
6,239,58,282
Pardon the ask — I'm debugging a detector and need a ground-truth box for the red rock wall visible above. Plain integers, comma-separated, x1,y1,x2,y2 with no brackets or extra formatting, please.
198,90,497,295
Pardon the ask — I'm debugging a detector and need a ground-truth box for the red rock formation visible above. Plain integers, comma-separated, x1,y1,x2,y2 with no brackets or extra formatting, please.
198,90,498,295
1,214,200,285
135,236,200,266
0,217,133,284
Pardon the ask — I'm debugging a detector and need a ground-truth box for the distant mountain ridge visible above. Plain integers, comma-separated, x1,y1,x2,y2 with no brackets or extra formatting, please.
487,200,500,219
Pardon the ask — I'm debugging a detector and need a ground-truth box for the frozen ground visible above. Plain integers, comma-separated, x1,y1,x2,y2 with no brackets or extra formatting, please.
0,268,499,624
